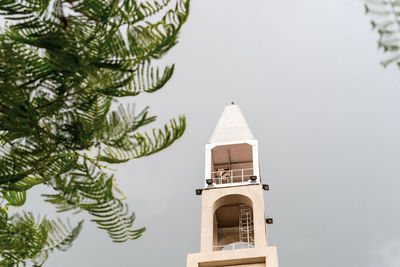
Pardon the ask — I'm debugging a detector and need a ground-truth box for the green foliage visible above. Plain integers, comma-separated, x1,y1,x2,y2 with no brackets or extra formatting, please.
0,0,189,264
42,160,146,242
2,191,26,207
365,0,400,67
0,212,82,267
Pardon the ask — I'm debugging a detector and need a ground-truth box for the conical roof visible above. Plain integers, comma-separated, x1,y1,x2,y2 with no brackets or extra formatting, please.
209,104,254,143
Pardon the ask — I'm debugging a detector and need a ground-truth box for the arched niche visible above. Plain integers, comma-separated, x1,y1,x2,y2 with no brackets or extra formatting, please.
212,194,255,251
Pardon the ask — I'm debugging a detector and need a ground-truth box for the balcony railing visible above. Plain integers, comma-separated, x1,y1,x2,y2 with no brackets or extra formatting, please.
210,168,254,185
213,242,255,251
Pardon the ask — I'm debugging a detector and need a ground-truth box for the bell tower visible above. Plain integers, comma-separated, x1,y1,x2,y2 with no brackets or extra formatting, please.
187,104,279,267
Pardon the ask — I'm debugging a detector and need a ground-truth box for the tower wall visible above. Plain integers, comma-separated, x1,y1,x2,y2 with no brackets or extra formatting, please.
186,246,278,267
200,185,268,252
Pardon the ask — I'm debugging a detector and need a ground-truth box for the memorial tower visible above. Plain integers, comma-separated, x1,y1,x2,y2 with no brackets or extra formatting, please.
187,104,278,267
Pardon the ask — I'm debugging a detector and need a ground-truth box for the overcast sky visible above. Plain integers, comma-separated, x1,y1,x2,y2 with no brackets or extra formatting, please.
22,0,400,266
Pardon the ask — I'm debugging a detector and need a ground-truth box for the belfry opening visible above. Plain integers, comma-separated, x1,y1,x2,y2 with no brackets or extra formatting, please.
213,194,255,251
210,143,254,185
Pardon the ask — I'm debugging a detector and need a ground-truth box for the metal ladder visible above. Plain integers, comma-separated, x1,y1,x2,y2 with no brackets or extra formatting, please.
239,204,254,247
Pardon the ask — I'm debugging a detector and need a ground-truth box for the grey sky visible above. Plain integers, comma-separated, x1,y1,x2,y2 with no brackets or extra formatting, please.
21,0,400,266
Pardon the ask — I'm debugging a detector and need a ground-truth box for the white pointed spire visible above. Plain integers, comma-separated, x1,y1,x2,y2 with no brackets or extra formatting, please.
209,104,254,143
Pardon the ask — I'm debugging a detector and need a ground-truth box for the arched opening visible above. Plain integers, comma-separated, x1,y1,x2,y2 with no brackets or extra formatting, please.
213,195,255,251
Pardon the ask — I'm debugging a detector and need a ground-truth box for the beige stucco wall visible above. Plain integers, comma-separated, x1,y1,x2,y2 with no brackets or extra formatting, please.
200,184,269,252
187,184,278,267
186,247,278,267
